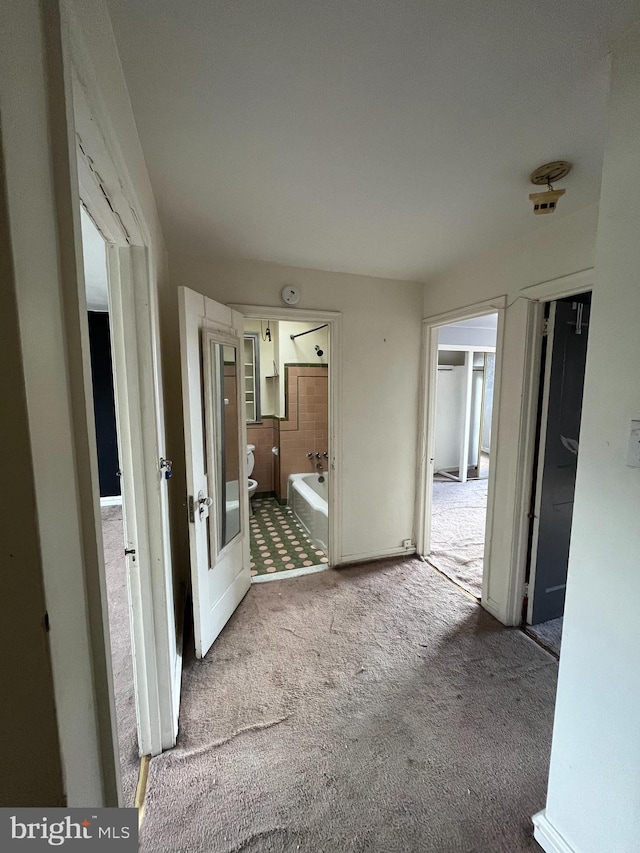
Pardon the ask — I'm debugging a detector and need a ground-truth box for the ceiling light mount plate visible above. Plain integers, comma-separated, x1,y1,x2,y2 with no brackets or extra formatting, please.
530,161,572,186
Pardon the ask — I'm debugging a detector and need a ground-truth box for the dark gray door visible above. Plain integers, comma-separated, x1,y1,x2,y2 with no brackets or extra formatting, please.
530,295,590,624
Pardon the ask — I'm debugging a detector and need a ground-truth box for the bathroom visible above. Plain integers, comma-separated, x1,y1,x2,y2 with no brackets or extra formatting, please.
244,318,330,579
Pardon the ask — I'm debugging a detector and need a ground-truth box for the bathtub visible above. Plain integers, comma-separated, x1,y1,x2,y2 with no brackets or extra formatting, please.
287,472,329,554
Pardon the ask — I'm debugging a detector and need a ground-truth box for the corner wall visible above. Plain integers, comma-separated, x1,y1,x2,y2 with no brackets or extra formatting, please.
164,257,424,563
537,24,640,853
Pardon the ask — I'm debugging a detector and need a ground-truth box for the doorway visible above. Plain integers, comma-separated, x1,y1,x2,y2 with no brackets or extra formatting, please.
180,290,341,658
244,319,330,581
524,293,591,656
80,206,138,803
426,314,498,599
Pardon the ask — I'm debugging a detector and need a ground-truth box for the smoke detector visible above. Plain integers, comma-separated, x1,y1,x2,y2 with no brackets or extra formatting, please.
529,161,572,215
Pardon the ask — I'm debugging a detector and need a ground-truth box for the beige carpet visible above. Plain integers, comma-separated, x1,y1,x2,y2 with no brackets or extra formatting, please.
102,506,139,806
429,479,488,598
525,618,563,658
140,556,554,852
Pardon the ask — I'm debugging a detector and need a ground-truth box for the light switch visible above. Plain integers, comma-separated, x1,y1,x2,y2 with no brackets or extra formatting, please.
626,420,640,467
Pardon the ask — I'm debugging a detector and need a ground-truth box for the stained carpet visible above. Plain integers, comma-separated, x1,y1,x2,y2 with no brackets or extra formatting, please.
140,556,554,852
250,496,327,576
102,506,139,806
429,478,489,598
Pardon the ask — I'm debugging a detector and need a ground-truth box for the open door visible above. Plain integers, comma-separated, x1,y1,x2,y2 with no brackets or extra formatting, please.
107,245,179,756
528,295,590,625
179,286,251,658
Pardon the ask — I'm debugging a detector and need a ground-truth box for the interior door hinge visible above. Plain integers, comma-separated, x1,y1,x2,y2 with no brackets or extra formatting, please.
523,581,529,598
188,495,195,524
542,319,549,337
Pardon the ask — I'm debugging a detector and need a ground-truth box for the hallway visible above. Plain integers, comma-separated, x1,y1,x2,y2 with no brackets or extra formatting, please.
139,557,555,852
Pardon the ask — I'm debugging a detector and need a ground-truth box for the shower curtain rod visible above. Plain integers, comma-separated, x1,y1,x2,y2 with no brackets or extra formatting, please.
290,323,329,340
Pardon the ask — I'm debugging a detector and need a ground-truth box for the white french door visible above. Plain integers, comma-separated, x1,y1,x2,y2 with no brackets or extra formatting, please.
179,286,251,658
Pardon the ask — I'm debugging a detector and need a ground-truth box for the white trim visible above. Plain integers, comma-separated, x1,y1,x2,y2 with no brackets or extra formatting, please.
438,343,496,353
422,295,507,328
339,545,416,565
520,268,594,303
416,299,505,620
228,303,341,322
526,303,556,624
228,304,343,567
251,563,329,583
100,495,123,507
500,299,545,625
505,271,595,625
415,325,438,555
532,811,577,853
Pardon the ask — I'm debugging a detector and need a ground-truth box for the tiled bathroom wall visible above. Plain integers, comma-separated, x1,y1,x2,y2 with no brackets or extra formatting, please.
279,365,328,498
246,364,328,500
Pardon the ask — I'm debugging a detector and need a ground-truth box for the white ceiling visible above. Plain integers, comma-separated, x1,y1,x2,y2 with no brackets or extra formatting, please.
105,0,639,281
80,206,109,311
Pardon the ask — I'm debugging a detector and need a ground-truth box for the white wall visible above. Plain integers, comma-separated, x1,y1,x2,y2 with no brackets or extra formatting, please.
165,257,424,562
81,207,109,311
537,24,640,853
424,204,598,316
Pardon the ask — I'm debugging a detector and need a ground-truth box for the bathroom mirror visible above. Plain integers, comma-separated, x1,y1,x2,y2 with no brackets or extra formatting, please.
206,338,242,553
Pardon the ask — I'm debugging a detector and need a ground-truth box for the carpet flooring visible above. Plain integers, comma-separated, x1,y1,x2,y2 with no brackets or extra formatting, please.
140,556,555,852
250,496,328,576
525,618,563,658
429,479,489,598
102,506,139,806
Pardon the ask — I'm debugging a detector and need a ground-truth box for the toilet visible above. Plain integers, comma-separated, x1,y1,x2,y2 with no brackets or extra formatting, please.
247,444,258,513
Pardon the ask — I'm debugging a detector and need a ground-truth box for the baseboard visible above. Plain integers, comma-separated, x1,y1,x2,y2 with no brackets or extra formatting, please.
338,545,416,566
100,495,122,507
532,810,576,853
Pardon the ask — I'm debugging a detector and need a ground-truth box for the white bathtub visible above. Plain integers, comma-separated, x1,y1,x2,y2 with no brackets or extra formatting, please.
287,472,329,554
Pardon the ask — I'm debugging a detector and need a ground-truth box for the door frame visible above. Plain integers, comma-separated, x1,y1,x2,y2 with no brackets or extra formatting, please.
509,270,595,626
71,30,178,763
228,304,343,567
526,301,556,625
415,297,506,607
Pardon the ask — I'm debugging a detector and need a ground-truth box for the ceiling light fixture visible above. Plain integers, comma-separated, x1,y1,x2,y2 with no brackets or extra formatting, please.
529,160,572,215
